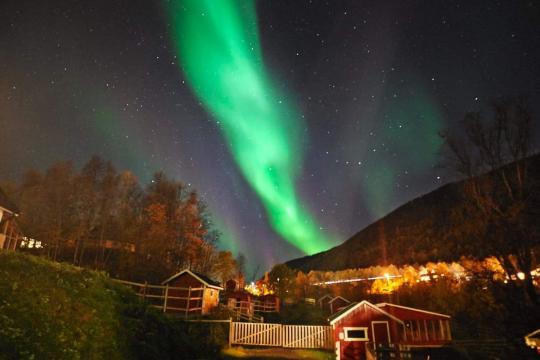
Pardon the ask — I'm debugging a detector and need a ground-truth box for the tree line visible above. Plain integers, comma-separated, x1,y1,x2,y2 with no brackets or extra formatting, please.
3,156,243,284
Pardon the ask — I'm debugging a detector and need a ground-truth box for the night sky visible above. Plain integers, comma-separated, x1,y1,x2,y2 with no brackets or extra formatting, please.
1,0,539,275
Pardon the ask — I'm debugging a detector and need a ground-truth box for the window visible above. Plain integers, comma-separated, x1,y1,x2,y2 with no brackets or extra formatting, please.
344,327,369,341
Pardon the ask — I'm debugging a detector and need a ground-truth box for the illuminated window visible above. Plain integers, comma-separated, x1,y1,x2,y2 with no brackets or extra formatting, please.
344,327,369,341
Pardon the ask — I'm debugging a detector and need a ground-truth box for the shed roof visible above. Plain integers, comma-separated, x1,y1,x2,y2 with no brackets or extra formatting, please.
0,187,19,214
162,269,223,290
328,295,350,304
318,294,333,303
329,300,404,325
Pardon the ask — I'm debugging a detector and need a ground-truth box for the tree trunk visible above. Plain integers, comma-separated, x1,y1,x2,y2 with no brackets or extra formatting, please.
73,238,80,264
523,274,538,306
515,244,538,305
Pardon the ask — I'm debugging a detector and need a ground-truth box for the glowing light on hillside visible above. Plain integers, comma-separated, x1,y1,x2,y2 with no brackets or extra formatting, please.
312,274,402,286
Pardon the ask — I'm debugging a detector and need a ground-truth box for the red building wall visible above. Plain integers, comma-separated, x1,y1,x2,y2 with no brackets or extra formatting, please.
333,302,402,360
165,273,218,314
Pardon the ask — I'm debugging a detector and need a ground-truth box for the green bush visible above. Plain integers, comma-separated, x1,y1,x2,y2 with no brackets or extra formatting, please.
0,252,227,359
0,252,133,359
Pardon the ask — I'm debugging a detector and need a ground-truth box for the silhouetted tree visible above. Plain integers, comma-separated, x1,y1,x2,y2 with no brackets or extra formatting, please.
442,97,538,304
268,264,296,300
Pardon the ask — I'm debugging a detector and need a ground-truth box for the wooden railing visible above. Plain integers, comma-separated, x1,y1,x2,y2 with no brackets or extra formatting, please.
366,343,413,359
403,319,452,343
252,299,279,313
228,299,278,314
233,309,264,323
225,300,264,323
113,279,204,315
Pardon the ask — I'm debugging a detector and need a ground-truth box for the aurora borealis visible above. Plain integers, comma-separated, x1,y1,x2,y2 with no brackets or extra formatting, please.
1,0,539,273
166,0,331,254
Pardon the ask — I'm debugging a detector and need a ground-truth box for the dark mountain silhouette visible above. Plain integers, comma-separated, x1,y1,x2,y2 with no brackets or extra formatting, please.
286,154,540,272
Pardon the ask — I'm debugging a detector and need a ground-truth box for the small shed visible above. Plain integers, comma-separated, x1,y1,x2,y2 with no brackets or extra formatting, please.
319,295,351,314
225,290,253,315
329,301,452,360
318,294,333,310
328,296,351,314
225,279,239,292
161,269,223,315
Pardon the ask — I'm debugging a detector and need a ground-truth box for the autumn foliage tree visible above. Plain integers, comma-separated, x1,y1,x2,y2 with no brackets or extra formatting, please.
5,157,245,284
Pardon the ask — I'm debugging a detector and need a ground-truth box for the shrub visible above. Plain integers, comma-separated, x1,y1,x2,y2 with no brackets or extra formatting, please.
0,252,228,359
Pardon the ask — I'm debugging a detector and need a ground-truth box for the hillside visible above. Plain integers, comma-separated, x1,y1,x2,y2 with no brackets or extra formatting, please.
0,252,226,359
286,154,540,272
0,252,138,358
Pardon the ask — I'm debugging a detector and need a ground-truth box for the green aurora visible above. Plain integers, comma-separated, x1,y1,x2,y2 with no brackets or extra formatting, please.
357,88,444,218
165,0,332,254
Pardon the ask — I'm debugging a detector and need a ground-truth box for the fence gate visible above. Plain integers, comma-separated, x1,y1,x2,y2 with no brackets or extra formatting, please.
230,322,282,347
282,325,333,349
230,322,333,349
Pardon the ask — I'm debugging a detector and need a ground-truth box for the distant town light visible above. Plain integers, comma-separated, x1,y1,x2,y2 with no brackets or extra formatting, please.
20,237,43,249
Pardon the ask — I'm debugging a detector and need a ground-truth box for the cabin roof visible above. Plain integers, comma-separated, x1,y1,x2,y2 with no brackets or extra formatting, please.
376,303,451,320
162,269,223,290
328,295,350,304
318,294,333,303
0,187,19,215
329,300,404,325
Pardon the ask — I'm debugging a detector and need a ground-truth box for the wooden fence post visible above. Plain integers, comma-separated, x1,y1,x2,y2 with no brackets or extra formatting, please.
163,283,169,313
143,281,148,302
185,286,191,319
228,317,233,348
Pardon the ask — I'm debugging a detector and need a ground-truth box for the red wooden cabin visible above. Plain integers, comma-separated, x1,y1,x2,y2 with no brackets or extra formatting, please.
161,269,223,315
225,290,253,316
329,300,452,360
225,291,280,317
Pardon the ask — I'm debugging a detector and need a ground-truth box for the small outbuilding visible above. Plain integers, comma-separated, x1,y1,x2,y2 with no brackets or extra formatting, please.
226,290,253,315
161,269,223,315
319,295,351,314
328,296,351,314
318,294,333,309
329,300,452,360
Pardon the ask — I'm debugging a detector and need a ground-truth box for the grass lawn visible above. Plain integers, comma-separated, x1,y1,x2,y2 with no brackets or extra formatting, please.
221,346,335,359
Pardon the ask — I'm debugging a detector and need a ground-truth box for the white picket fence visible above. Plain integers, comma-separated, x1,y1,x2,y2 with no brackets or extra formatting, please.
282,325,333,349
230,322,333,349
